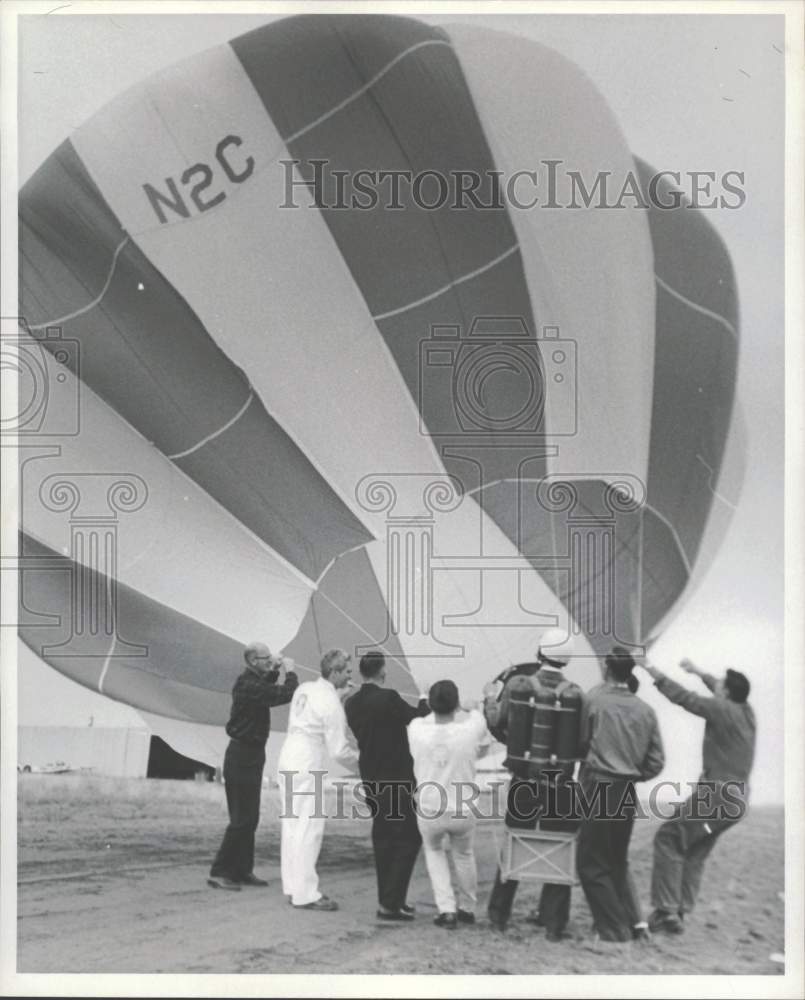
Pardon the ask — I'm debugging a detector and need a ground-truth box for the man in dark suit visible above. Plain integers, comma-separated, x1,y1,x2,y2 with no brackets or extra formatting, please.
344,650,430,920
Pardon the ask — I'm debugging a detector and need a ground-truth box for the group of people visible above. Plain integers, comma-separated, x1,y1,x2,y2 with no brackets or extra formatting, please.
207,630,756,945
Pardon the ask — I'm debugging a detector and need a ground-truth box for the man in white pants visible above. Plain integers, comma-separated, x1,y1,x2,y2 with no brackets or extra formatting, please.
408,680,490,929
277,648,359,911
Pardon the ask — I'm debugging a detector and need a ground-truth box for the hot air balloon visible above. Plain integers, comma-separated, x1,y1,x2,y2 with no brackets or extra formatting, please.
15,15,742,760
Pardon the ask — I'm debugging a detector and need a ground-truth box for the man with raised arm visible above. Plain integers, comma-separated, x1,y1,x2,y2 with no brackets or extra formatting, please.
640,657,755,934
208,642,298,891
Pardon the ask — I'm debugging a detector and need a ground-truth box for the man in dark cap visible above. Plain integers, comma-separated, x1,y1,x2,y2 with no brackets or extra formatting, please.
576,646,665,942
208,642,298,890
640,657,755,934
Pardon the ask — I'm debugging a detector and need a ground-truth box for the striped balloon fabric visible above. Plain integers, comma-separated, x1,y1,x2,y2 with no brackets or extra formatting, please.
17,15,741,730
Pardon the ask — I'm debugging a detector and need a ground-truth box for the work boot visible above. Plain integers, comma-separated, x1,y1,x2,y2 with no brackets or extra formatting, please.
457,909,476,925
648,909,684,934
239,873,268,887
376,909,414,922
545,928,572,942
294,895,339,911
434,912,458,930
207,876,242,891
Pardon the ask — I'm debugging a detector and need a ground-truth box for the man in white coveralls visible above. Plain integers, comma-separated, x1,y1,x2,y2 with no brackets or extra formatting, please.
277,648,359,910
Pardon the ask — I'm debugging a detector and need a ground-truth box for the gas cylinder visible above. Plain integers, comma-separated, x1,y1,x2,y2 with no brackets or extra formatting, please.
505,675,537,776
528,681,560,777
553,681,583,779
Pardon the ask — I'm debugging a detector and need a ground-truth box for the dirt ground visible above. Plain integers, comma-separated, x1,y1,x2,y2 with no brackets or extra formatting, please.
16,774,785,976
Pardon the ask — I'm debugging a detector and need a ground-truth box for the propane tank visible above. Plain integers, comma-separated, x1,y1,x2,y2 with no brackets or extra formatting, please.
528,681,560,778
553,681,583,779
505,676,537,777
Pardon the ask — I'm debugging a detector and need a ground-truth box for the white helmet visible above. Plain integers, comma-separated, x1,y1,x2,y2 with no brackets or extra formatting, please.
537,628,575,666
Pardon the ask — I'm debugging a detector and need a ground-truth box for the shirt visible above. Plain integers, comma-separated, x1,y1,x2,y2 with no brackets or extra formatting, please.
225,668,299,746
654,673,756,785
344,682,430,784
408,710,491,817
580,683,665,781
279,677,359,771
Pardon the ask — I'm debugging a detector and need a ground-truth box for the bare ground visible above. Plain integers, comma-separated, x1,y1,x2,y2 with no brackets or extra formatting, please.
17,775,785,975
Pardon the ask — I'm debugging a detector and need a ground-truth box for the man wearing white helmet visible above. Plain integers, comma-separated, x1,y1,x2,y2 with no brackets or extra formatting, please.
485,628,585,939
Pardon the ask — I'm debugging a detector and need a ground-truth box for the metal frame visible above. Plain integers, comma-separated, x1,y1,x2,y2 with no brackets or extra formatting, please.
499,826,579,885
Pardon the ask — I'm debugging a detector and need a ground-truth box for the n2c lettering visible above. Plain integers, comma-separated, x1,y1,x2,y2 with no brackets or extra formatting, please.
143,135,254,224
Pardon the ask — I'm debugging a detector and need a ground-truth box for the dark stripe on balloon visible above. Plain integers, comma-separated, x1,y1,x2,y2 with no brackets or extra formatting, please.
18,532,237,724
282,545,417,700
635,159,739,635
19,140,372,580
230,15,547,498
483,478,644,655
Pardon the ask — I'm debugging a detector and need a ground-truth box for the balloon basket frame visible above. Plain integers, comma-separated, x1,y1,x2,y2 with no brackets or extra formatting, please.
499,826,578,886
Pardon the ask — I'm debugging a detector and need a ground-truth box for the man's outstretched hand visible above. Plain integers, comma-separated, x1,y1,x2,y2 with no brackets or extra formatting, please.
638,662,663,681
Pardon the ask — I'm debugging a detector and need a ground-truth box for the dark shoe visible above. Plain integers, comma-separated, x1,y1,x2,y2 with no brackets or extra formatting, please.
545,928,572,942
632,924,652,943
488,915,507,933
239,873,268,887
648,909,683,934
207,876,241,891
457,909,476,925
434,912,458,930
294,895,339,911
377,909,414,922
400,903,416,916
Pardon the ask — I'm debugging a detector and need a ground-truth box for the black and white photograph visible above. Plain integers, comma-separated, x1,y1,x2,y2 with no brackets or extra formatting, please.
1,1,802,996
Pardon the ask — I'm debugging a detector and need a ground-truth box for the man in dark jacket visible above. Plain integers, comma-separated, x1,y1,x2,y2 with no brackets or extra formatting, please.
486,628,585,940
576,647,665,941
642,657,755,933
208,642,298,890
344,650,430,920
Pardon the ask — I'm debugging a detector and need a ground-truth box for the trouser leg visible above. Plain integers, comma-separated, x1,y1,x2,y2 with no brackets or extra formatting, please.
537,776,575,933
610,811,637,928
448,819,478,914
538,883,571,934
279,769,326,906
211,741,263,880
654,786,745,916
372,784,422,911
651,803,690,914
487,778,540,926
419,816,456,914
622,868,644,927
577,778,633,942
679,830,723,914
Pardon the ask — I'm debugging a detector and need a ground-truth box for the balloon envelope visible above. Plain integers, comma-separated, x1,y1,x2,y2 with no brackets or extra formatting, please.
17,15,741,729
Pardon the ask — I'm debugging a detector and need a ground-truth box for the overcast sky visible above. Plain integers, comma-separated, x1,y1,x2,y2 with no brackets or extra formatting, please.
16,10,785,801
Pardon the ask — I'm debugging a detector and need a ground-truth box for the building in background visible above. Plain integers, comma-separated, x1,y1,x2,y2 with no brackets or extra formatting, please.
18,726,216,780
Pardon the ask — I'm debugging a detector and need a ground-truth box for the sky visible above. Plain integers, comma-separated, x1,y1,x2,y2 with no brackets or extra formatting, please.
14,9,786,801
